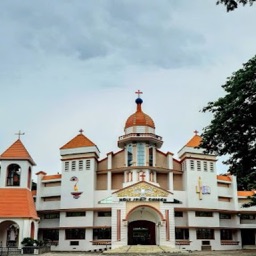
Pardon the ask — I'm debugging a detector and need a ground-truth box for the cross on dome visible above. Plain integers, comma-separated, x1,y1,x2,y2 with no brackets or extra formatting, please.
135,90,143,98
15,130,25,139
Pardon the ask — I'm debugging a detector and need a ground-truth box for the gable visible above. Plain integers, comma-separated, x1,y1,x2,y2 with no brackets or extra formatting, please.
113,181,171,198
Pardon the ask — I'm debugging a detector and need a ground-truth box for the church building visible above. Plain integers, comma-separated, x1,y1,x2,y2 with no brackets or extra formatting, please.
1,91,256,252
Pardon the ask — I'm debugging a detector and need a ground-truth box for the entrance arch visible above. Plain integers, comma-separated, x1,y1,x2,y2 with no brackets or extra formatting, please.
0,221,19,247
126,205,163,246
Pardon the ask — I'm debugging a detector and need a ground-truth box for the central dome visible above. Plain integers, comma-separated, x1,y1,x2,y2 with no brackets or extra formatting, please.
125,97,155,129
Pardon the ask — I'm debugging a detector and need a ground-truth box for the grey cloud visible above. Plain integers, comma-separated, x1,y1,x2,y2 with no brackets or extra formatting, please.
0,0,205,72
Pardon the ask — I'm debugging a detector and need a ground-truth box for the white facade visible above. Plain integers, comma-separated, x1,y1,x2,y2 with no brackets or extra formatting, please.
23,97,256,251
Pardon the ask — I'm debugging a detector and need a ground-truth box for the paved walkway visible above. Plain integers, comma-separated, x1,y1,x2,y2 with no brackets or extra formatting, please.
103,245,186,254
21,246,256,255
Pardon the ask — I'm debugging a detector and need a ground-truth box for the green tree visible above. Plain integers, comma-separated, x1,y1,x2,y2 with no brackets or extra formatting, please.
216,0,255,11
200,55,256,194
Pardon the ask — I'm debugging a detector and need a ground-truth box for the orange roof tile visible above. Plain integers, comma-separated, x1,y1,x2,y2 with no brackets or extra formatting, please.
60,134,96,149
0,188,38,219
217,175,232,182
125,99,155,129
42,174,62,180
237,191,255,197
185,135,202,147
0,139,36,165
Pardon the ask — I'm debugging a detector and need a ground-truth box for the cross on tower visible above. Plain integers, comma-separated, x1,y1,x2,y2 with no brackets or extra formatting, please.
15,130,25,139
135,90,143,98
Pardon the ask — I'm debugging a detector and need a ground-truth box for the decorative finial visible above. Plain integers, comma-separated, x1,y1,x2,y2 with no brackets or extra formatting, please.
15,130,25,139
79,129,84,134
194,130,199,135
135,89,143,98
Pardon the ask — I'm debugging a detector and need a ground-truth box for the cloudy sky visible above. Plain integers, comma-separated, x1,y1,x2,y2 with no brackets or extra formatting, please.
1,0,256,179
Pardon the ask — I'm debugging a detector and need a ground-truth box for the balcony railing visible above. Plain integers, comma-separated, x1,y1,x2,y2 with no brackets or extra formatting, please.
118,133,162,141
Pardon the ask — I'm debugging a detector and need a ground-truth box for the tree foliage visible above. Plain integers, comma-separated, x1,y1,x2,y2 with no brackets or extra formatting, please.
200,55,256,191
216,0,255,11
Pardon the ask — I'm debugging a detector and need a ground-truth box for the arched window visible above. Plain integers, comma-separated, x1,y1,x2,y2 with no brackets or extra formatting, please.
6,164,21,186
30,222,35,239
27,167,32,189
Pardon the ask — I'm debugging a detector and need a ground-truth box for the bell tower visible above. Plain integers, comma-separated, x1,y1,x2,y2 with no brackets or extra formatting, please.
0,132,38,247
0,131,36,189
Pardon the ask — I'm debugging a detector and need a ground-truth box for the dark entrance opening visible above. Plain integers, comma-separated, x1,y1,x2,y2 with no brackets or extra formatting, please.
128,220,156,245
241,229,255,246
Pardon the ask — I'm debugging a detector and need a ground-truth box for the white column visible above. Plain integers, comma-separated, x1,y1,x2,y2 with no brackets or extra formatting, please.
167,152,173,169
107,171,112,191
168,172,173,191
107,152,112,169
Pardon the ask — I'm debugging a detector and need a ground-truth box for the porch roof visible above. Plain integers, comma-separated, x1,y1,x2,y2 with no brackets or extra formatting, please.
0,188,38,219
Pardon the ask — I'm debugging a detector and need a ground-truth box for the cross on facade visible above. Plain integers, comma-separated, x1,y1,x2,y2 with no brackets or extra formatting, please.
196,176,211,200
196,176,203,200
15,130,25,139
140,172,146,181
79,129,84,134
135,90,143,98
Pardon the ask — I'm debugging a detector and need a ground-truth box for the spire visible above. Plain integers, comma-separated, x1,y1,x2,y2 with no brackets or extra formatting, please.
185,131,202,147
60,130,96,149
0,139,36,165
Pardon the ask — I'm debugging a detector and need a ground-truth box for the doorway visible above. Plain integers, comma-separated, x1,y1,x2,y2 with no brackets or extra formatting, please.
241,229,255,246
128,220,156,245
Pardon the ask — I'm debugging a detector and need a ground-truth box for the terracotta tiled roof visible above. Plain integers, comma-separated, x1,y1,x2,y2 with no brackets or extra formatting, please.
185,135,202,147
237,191,255,197
0,139,36,165
125,99,155,129
217,175,232,182
60,134,96,149
0,188,38,219
42,174,62,180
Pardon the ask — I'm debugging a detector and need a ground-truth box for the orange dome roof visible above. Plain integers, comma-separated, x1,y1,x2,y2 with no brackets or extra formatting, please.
125,98,155,129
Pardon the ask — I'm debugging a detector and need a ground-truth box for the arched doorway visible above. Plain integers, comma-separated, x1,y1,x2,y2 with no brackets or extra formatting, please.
126,205,164,246
0,221,19,247
128,220,155,245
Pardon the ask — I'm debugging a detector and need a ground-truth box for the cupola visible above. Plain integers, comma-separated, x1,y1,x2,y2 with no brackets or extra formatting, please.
125,97,155,129
118,91,163,149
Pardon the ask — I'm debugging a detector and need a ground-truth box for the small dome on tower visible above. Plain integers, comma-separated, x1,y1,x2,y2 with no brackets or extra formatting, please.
125,96,155,129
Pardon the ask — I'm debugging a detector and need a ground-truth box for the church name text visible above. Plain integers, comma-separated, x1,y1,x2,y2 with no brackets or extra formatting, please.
119,197,167,202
